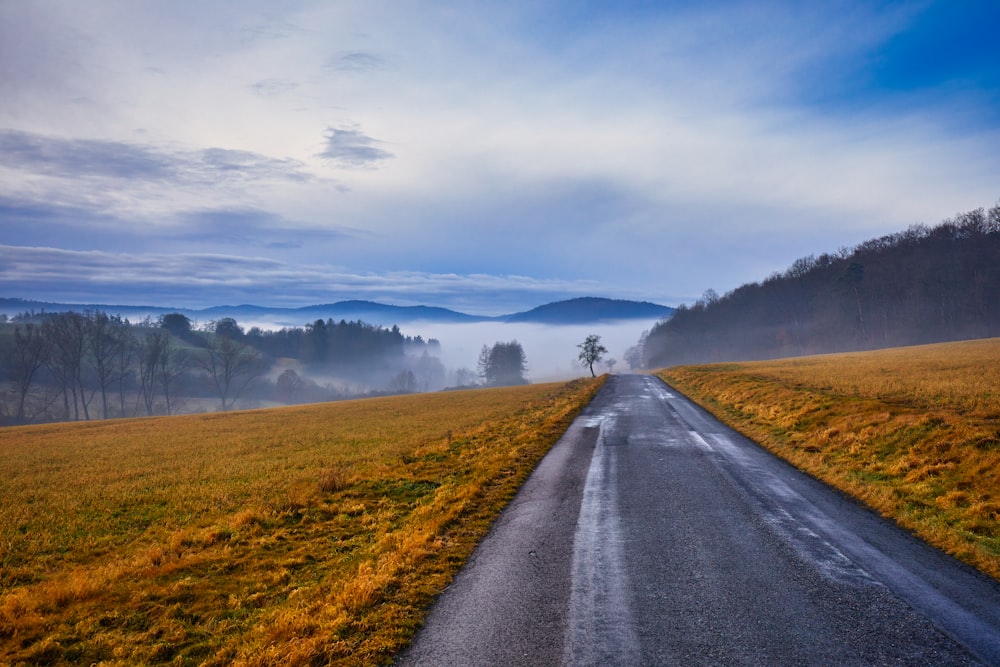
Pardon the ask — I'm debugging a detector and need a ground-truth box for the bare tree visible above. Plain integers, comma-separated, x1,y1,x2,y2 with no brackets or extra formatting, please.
86,311,126,420
114,335,136,418
577,334,608,377
452,368,478,387
4,323,50,423
624,330,648,371
43,312,92,420
839,262,868,346
413,351,446,392
158,342,190,416
198,334,262,411
137,331,170,416
275,368,305,404
476,345,492,383
388,369,417,393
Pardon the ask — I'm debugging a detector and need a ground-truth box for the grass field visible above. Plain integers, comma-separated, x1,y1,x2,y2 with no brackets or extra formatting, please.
0,377,603,666
657,338,1000,581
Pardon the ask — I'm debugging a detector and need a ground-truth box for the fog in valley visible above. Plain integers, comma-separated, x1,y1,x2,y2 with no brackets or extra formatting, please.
405,320,651,383
235,315,656,386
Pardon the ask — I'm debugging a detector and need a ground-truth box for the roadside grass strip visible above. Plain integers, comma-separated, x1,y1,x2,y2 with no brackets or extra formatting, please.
657,337,1000,581
0,377,604,666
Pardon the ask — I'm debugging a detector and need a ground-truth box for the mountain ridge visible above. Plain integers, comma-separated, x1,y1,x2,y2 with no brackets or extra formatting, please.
504,297,673,324
0,296,674,327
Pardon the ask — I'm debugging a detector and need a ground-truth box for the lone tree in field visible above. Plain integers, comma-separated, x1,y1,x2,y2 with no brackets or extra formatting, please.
578,334,608,377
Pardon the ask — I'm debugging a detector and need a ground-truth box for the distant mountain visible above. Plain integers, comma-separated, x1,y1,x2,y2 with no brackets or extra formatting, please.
197,300,482,326
0,298,483,327
0,296,674,327
293,300,483,324
503,297,674,324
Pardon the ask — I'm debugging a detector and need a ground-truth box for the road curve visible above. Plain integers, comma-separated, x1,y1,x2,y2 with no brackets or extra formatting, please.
395,374,1000,666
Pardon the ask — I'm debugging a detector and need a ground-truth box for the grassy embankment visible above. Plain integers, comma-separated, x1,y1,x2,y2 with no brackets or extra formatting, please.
0,377,604,666
657,338,1000,581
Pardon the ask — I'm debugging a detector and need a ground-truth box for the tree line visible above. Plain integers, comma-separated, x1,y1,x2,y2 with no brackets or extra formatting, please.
642,201,1000,367
2,307,618,425
0,312,444,425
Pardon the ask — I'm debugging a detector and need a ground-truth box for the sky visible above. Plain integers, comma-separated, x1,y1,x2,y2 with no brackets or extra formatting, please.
2,0,999,316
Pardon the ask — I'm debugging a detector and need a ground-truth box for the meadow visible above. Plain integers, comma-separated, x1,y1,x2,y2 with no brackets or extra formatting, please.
0,377,603,666
657,337,1000,581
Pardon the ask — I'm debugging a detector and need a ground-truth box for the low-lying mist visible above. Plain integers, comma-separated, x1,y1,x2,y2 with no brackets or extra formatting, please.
238,317,652,384
413,320,650,382
391,320,651,383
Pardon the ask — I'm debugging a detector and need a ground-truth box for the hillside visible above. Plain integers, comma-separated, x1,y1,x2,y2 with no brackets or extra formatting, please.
644,202,1000,367
503,297,674,324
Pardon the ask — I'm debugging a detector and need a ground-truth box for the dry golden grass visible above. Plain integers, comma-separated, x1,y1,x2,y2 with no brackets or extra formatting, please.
0,378,604,666
657,338,1000,581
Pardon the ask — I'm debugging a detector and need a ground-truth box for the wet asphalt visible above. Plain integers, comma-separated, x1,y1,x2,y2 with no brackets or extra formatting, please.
395,374,1000,666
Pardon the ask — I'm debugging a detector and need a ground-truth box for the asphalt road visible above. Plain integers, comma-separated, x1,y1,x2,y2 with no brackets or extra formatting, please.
395,374,1000,666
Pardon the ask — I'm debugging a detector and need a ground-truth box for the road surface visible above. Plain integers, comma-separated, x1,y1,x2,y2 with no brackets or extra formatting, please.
396,374,1000,666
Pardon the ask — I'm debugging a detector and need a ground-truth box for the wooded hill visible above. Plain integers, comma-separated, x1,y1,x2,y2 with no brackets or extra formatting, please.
644,202,1000,367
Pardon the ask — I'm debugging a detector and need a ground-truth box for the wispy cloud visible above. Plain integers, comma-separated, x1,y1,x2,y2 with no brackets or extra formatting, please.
247,78,299,97
330,51,387,73
0,130,311,185
0,129,326,243
318,126,394,169
172,208,357,247
0,130,174,180
0,193,358,262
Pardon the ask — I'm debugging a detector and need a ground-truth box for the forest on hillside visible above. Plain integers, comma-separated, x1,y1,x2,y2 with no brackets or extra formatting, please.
643,202,1000,367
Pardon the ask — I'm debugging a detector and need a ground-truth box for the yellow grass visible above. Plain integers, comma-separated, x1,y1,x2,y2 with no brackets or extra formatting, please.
657,338,1000,581
0,378,604,666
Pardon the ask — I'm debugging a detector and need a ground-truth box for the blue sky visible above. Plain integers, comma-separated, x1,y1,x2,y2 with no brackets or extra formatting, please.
1,0,999,315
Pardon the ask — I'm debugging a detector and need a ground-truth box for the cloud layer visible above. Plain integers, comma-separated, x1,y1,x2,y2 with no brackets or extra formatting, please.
0,244,607,314
1,1,999,312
